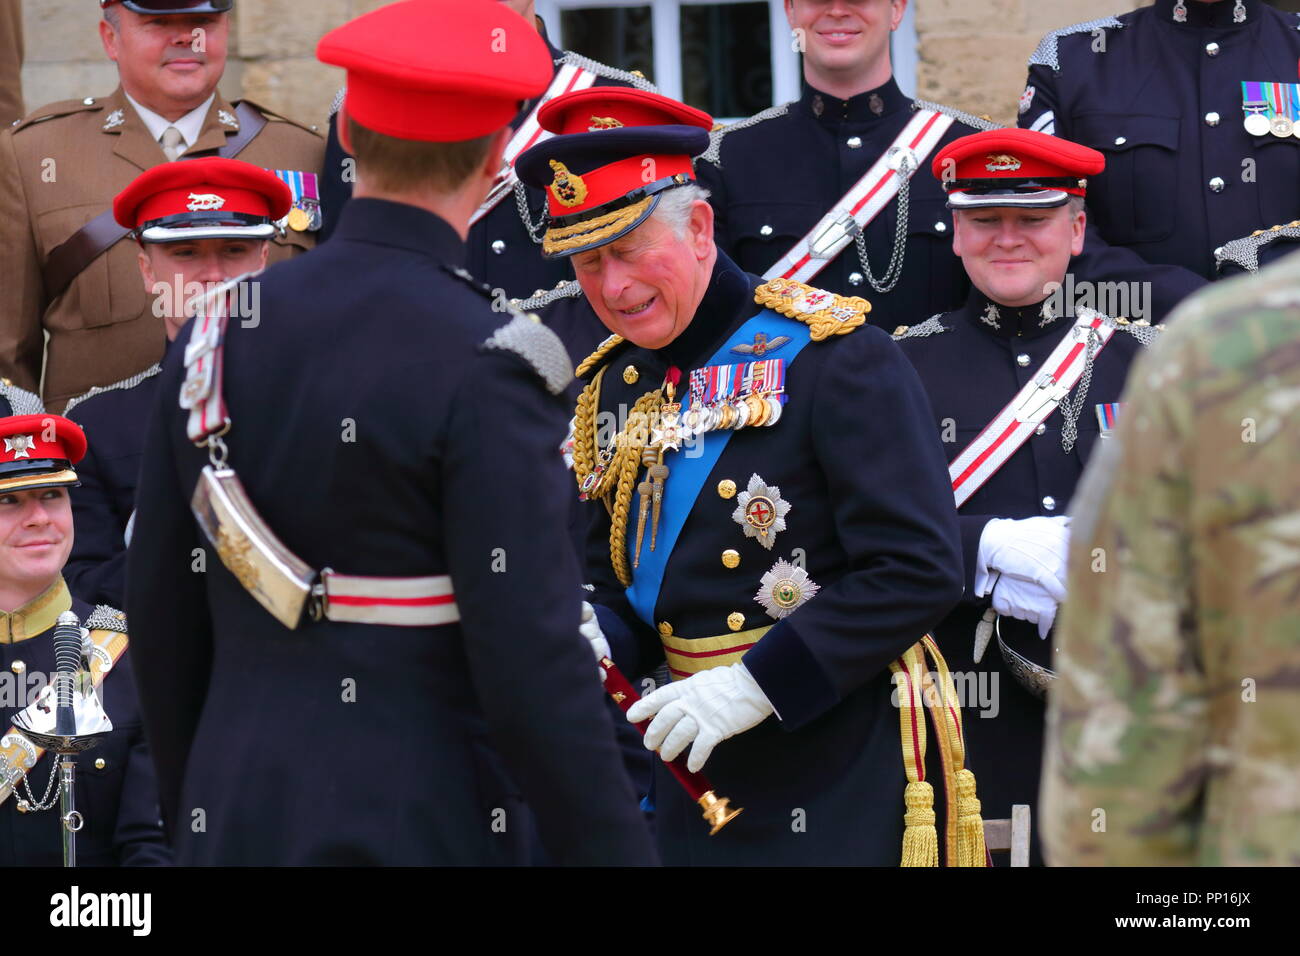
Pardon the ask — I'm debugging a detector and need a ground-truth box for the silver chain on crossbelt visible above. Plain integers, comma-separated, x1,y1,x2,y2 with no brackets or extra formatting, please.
16,757,61,813
853,156,910,294
515,180,547,244
1057,325,1101,454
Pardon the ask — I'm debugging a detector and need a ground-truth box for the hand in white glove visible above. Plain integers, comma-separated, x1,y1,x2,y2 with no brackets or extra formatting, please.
578,602,609,681
976,515,1070,603
625,662,774,773
989,573,1059,639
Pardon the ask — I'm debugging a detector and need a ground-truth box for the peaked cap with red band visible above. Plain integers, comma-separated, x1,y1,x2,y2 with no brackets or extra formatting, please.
515,88,714,258
0,415,87,495
114,157,292,243
317,0,552,143
932,128,1105,209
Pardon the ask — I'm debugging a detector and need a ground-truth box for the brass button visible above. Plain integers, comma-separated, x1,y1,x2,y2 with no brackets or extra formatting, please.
721,549,740,569
726,612,745,632
10,660,24,674
94,758,106,770
657,621,673,637
717,479,737,499
623,365,639,385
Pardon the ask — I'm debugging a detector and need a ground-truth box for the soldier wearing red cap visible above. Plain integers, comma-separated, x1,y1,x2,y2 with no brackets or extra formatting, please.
892,128,1162,864
0,412,170,866
519,88,969,865
0,0,323,412
126,0,656,866
62,158,289,611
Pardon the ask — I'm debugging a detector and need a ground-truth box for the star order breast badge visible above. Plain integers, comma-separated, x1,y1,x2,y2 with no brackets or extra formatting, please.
731,473,791,550
4,434,35,459
755,559,820,620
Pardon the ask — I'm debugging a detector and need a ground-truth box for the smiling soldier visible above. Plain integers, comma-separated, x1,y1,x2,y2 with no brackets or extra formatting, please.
893,128,1161,864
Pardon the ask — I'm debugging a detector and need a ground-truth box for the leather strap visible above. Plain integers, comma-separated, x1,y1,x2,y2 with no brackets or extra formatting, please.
40,101,270,302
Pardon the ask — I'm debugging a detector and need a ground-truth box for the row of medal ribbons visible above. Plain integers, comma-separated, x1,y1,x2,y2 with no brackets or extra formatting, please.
1241,81,1300,137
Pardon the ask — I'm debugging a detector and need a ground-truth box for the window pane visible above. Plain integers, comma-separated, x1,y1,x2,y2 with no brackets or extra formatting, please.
560,6,655,78
680,2,772,118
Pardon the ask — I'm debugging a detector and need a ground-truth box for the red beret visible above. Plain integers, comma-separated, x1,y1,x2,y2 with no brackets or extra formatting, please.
114,157,292,242
0,415,86,495
516,88,713,257
932,128,1105,209
317,0,552,143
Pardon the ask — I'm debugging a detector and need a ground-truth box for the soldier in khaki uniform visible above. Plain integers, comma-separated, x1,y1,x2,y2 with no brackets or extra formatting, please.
1045,255,1300,866
0,0,323,411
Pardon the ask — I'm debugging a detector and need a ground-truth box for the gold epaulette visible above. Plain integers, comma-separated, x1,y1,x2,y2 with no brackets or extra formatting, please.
753,278,869,341
575,334,627,379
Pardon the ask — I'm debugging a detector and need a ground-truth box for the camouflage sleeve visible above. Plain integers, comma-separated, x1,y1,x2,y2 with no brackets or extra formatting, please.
1042,322,1207,866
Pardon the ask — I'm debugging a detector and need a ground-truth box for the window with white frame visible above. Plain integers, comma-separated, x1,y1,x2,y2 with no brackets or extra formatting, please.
536,0,919,122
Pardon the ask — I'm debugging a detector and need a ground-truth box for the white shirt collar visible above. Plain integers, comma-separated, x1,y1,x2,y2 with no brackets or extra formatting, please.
124,91,215,151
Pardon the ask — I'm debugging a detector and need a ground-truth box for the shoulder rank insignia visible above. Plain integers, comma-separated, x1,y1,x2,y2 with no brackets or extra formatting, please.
730,332,791,357
755,559,819,620
754,278,869,342
732,474,791,550
102,109,125,130
483,314,574,397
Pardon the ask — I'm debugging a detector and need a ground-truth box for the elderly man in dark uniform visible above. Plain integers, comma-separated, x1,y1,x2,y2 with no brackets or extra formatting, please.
695,0,997,331
1019,0,1300,318
125,0,656,866
64,157,291,609
0,407,170,866
893,128,1159,864
318,0,655,364
0,0,323,412
519,87,970,866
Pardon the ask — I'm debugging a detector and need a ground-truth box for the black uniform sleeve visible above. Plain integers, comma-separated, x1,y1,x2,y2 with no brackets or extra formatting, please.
125,358,213,838
64,424,128,608
1019,63,1207,321
441,350,657,866
318,111,353,244
112,729,173,866
743,329,964,729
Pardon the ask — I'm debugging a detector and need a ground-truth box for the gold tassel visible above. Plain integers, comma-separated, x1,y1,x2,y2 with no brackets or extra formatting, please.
955,768,987,867
900,781,939,867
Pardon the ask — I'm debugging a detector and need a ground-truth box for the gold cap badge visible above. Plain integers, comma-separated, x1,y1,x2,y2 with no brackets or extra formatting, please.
985,154,1022,172
548,159,588,208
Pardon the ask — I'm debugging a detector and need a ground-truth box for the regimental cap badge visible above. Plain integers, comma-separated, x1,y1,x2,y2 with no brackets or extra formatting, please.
588,115,624,131
731,473,791,550
187,192,227,211
102,109,125,131
218,109,238,128
755,559,820,620
985,153,1022,172
548,159,589,208
3,434,35,459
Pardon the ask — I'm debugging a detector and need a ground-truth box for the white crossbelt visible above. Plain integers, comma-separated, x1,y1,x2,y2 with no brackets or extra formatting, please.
471,62,599,227
949,309,1116,509
762,108,954,284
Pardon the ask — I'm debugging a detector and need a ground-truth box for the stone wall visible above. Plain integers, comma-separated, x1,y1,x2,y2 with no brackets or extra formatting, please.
914,0,1150,126
19,0,1151,129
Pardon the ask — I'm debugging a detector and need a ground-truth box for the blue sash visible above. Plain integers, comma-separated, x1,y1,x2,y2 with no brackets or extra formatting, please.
625,307,813,627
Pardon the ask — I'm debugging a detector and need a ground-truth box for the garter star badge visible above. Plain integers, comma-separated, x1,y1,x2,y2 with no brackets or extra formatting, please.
756,559,820,620
731,474,790,550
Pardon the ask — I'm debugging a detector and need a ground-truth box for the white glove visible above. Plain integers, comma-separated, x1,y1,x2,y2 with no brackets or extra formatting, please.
976,515,1070,603
578,602,609,681
625,662,774,773
989,574,1059,639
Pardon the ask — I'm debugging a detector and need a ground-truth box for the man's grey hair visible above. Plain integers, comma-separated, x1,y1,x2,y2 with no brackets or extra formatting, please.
649,183,711,238
1066,194,1086,216
103,6,120,29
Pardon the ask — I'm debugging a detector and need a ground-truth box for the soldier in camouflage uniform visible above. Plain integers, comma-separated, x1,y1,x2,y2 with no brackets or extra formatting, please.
1043,253,1300,867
